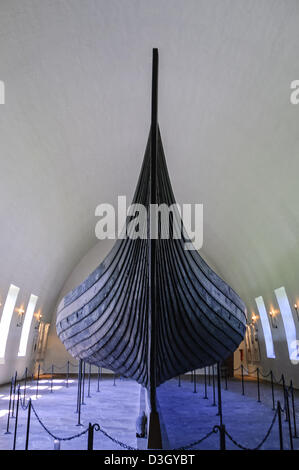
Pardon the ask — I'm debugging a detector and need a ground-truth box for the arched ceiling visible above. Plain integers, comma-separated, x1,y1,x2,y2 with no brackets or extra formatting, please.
1,0,299,322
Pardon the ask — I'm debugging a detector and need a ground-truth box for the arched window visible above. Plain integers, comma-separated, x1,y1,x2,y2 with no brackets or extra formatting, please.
255,296,275,359
274,286,298,363
18,294,38,357
0,284,20,360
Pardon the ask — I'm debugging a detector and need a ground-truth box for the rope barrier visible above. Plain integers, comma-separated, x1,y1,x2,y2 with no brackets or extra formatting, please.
98,428,137,450
29,401,136,449
174,428,217,450
30,402,89,441
224,408,278,450
5,362,297,451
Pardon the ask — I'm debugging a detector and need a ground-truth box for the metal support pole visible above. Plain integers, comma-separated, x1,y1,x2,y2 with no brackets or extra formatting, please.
257,368,261,402
81,362,86,405
87,363,91,397
219,424,226,450
12,386,20,450
216,363,223,423
11,371,17,418
277,401,284,450
212,365,216,406
282,374,287,420
36,364,40,399
285,388,293,450
76,361,80,413
225,368,228,391
203,367,208,399
290,381,298,438
76,360,83,426
193,369,197,393
270,371,275,410
50,364,54,393
208,366,211,386
97,367,100,392
23,367,28,405
87,422,94,450
5,378,13,434
25,399,32,450
241,364,244,395
66,361,69,388
113,373,116,386
178,375,181,387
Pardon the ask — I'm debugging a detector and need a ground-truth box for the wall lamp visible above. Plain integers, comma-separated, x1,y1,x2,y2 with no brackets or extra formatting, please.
251,313,259,332
294,304,299,321
34,311,43,330
16,305,25,327
269,309,278,328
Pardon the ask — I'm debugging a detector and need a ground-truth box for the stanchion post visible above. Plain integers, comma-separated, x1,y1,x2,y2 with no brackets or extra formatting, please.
290,381,298,438
257,368,261,402
76,360,83,426
216,363,223,422
178,375,181,387
50,364,54,393
208,366,211,386
241,364,244,396
277,401,284,450
76,361,80,413
270,371,275,410
87,422,94,450
25,399,32,450
225,367,228,391
203,367,208,399
220,424,226,450
11,371,17,418
113,373,116,386
36,364,40,399
5,377,13,434
97,367,100,392
212,365,216,406
193,369,197,393
12,385,20,450
285,387,293,450
23,367,28,405
87,363,91,398
66,361,69,388
81,361,86,405
281,374,287,420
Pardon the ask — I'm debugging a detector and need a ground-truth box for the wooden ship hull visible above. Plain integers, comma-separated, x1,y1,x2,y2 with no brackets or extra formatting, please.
56,49,246,448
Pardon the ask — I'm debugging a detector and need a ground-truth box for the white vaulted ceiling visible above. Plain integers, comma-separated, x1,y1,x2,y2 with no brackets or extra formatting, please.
1,0,299,332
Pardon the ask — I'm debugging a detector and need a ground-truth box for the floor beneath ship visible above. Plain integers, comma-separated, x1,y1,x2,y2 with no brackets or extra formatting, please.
0,374,298,450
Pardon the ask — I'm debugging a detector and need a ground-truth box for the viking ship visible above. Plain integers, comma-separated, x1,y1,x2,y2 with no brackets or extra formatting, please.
56,49,247,448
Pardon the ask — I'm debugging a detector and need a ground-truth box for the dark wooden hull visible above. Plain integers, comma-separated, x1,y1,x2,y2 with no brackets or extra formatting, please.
56,127,246,388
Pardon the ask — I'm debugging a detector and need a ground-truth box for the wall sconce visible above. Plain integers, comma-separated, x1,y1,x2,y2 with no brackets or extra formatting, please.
16,305,25,327
247,313,259,332
34,311,43,329
294,304,299,321
269,309,278,328
251,313,259,332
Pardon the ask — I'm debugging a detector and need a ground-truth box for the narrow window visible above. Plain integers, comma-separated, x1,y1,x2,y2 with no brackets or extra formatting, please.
18,294,38,357
255,296,275,358
0,284,20,360
274,286,298,362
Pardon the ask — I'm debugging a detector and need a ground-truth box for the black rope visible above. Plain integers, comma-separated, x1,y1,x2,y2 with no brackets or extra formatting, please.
224,408,278,450
30,402,89,441
175,428,217,450
98,428,137,450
